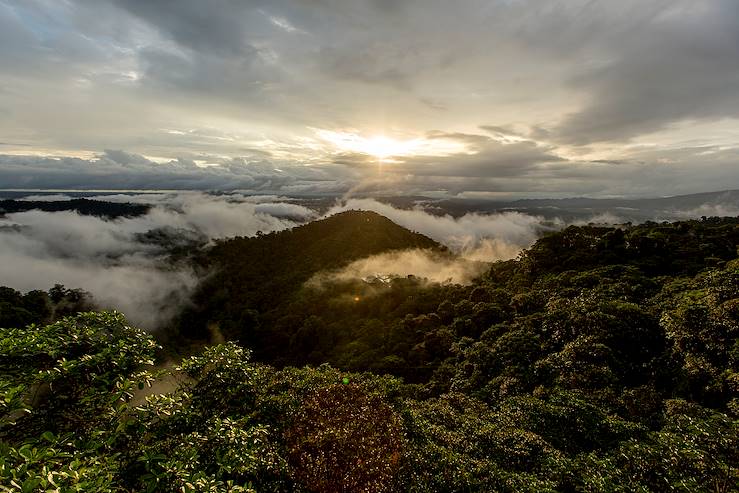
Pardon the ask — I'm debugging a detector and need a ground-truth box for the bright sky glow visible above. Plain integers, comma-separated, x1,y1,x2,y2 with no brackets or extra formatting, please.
1,0,738,197
316,130,469,160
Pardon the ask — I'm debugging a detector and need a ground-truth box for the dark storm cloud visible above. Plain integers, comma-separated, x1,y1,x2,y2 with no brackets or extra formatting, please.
1,0,738,197
396,133,563,178
551,0,739,144
3,137,739,198
136,46,280,101
0,1,109,76
112,0,254,56
330,152,378,168
0,151,352,193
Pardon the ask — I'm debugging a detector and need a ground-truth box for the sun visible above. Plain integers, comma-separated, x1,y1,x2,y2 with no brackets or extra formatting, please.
316,129,470,161
316,130,421,160
359,135,420,159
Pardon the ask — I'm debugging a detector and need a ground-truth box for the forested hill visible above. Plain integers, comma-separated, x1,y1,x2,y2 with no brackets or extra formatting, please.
205,210,442,267
490,216,739,286
176,210,445,346
1,215,738,491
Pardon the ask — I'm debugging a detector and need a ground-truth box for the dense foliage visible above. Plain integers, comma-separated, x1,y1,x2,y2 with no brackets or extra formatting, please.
175,211,444,350
0,285,91,330
2,214,738,491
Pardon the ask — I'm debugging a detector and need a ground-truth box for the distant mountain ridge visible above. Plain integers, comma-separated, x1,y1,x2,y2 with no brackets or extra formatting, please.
506,189,739,208
2,189,738,223
0,198,149,218
408,189,739,220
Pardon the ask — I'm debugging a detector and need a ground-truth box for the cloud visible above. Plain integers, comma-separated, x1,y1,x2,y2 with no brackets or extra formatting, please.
551,0,739,144
140,193,306,238
309,249,488,287
4,138,739,200
395,132,563,178
0,242,197,330
317,194,739,286
4,193,552,329
0,152,347,193
0,211,195,329
252,202,318,220
673,203,739,220
2,1,739,198
3,188,735,330
0,192,569,328
326,198,555,259
311,199,564,289
461,238,531,263
0,193,306,328
16,194,75,202
112,0,254,56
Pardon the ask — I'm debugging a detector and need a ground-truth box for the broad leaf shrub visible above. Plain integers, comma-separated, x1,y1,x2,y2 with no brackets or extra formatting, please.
1,311,157,492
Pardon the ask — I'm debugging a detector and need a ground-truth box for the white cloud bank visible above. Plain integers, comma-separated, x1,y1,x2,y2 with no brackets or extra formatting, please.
326,198,556,261
310,248,488,286
0,193,313,328
313,199,561,286
8,193,681,327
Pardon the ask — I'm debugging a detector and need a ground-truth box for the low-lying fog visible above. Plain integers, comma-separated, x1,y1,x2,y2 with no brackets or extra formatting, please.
0,193,316,328
1,191,735,329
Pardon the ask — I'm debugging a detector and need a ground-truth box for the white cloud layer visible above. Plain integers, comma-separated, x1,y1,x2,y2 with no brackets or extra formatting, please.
2,191,737,329
314,199,560,288
326,198,554,259
310,249,488,286
0,193,306,328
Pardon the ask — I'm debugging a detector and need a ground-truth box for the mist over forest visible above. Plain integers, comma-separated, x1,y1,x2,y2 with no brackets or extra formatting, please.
2,190,738,492
3,0,739,490
2,189,737,328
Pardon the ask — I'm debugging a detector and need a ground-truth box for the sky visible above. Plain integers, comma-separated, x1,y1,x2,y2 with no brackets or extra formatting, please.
1,0,739,198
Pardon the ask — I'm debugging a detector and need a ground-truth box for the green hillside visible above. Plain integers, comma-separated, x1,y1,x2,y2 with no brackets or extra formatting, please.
176,210,448,362
1,215,738,492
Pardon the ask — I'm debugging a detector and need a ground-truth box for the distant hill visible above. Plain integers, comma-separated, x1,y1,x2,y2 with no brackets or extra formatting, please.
376,189,739,221
4,188,738,223
177,210,445,346
0,198,150,218
507,189,739,214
